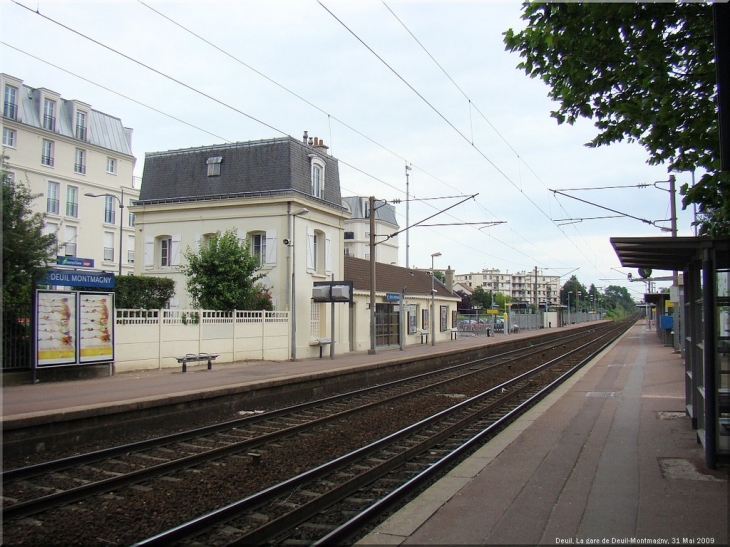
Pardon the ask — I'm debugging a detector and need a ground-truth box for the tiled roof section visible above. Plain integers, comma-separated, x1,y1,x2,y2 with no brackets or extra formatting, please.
342,196,399,227
16,84,133,156
344,256,453,298
139,137,342,206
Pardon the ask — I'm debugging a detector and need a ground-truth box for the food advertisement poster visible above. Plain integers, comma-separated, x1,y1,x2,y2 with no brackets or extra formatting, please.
35,290,115,367
79,292,114,363
37,290,77,366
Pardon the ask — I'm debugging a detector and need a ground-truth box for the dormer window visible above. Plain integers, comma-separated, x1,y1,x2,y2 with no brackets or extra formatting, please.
3,84,18,119
207,156,222,177
75,110,87,141
43,98,56,131
310,157,325,199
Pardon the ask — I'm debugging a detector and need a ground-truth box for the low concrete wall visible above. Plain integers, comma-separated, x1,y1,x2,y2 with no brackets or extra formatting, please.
114,309,290,372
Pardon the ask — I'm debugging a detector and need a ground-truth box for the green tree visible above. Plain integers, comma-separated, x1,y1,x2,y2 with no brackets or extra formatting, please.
2,169,57,320
560,275,587,312
504,2,729,235
471,286,492,310
181,229,272,311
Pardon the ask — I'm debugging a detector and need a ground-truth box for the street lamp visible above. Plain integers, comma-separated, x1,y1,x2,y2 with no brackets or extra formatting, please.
431,252,441,347
290,208,309,361
567,291,572,325
85,190,124,276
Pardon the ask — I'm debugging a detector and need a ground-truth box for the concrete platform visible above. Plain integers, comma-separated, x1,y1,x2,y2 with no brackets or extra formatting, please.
358,324,728,545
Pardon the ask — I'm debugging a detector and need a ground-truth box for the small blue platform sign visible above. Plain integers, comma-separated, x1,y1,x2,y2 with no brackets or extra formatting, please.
386,292,401,302
44,269,115,289
57,256,95,268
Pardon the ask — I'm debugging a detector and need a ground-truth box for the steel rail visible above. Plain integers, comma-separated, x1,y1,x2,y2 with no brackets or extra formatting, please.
3,327,610,520
132,321,630,546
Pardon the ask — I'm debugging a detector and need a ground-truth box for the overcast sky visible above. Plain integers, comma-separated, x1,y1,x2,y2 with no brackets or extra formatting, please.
2,0,697,300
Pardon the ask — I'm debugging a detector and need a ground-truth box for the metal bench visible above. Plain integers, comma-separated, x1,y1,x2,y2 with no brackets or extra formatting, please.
316,338,331,358
175,353,218,373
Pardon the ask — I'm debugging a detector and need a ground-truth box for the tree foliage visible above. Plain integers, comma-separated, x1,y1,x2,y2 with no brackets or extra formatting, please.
2,169,57,320
181,229,272,311
504,2,729,235
114,276,176,309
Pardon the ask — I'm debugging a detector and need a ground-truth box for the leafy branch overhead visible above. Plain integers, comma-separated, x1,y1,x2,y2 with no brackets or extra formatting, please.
504,2,729,236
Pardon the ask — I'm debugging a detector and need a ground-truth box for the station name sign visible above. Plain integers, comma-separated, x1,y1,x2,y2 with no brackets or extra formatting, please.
44,269,115,289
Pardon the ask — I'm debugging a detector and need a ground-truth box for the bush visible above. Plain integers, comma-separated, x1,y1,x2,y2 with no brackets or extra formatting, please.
114,276,176,309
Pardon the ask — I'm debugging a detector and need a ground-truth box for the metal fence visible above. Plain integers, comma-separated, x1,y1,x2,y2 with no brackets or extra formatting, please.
2,311,31,370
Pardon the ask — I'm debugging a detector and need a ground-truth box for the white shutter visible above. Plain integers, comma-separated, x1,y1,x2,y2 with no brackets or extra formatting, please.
265,229,276,266
306,226,315,272
325,232,332,275
194,233,201,252
171,234,182,266
144,236,154,268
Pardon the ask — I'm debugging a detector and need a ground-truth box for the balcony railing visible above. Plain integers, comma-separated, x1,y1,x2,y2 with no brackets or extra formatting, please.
75,125,87,141
3,101,17,119
41,155,54,167
74,163,86,174
46,198,59,215
66,202,78,218
104,210,116,224
43,114,55,131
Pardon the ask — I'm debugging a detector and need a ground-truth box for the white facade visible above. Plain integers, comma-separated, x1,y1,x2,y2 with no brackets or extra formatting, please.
455,268,561,307
342,196,399,265
1,74,138,274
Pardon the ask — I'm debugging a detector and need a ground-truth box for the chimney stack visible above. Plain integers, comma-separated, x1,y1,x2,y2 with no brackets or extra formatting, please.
302,130,308,143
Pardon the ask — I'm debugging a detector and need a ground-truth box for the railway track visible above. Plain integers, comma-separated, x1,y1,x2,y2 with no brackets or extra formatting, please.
2,320,632,546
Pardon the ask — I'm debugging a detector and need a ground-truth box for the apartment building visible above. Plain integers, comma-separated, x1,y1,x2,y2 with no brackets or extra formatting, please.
455,268,560,308
1,74,138,275
341,196,399,265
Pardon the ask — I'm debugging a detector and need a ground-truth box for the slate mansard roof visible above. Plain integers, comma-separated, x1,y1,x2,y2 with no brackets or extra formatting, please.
7,78,133,156
138,137,342,207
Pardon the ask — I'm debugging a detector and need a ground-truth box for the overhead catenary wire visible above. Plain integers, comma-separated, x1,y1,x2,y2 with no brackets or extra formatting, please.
5,0,644,283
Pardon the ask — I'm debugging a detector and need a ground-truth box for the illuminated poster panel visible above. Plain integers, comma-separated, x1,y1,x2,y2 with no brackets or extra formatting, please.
79,292,114,363
37,290,77,366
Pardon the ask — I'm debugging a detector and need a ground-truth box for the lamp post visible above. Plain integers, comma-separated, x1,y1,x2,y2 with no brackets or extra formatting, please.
290,208,309,361
568,291,572,325
431,252,441,347
84,190,124,276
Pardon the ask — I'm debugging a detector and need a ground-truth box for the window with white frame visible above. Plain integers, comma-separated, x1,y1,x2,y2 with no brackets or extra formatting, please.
251,232,266,266
41,139,54,166
47,181,60,214
75,110,87,141
64,225,77,257
160,236,172,267
44,222,59,255
104,195,115,224
2,127,15,147
103,231,115,262
156,235,181,268
128,198,135,227
207,156,222,177
106,157,116,174
66,186,78,218
311,159,325,199
306,227,331,274
3,84,18,119
127,234,135,264
74,148,86,174
43,98,56,131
